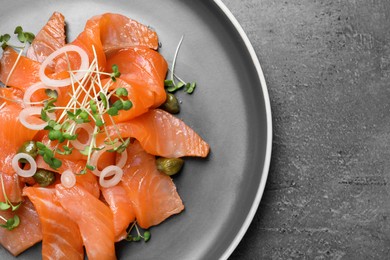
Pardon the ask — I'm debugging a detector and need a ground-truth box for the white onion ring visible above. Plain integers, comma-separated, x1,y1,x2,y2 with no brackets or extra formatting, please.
99,165,123,188
19,106,57,130
23,82,58,107
61,170,76,188
12,153,37,177
39,45,89,87
70,123,94,150
90,145,128,177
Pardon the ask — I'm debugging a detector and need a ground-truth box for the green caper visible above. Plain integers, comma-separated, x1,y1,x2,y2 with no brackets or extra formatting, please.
160,93,180,114
33,169,56,187
17,141,38,163
156,157,184,176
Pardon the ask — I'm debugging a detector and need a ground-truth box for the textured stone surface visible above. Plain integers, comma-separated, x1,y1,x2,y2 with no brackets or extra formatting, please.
223,0,390,259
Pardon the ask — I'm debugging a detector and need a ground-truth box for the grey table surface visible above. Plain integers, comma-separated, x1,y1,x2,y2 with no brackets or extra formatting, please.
224,0,390,259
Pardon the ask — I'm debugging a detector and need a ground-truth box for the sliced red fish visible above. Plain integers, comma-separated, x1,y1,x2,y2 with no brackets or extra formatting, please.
101,184,135,241
0,103,40,174
121,141,184,229
0,199,42,256
27,12,66,63
0,48,41,90
94,13,159,53
0,173,23,204
101,109,209,158
56,184,116,260
24,187,84,260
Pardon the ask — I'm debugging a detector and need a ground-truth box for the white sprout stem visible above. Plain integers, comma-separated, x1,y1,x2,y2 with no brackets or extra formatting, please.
168,68,186,84
0,215,7,223
5,46,25,87
170,35,184,84
0,102,6,111
0,174,10,205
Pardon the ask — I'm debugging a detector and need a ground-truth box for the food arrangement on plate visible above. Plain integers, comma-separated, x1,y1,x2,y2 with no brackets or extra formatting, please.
0,12,209,259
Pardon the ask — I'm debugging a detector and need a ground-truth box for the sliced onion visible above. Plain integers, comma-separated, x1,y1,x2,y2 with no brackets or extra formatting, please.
90,145,128,177
23,82,58,107
12,153,37,177
70,123,94,150
61,170,76,188
99,165,123,188
19,106,56,130
39,45,89,87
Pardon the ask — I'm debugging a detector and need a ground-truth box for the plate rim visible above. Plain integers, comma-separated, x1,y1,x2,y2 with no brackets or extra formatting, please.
213,1,273,259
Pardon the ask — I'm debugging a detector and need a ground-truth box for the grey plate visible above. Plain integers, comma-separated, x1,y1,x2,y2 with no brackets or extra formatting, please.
0,0,271,259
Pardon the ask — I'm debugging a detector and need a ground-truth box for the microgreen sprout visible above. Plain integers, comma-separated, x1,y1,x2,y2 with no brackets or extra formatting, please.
36,142,62,170
0,34,10,50
0,215,20,231
125,221,151,243
0,174,21,231
165,35,197,94
0,26,36,88
110,64,121,82
0,174,21,212
14,26,35,44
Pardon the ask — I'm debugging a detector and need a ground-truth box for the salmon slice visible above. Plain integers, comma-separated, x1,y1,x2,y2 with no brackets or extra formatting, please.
0,199,42,256
101,184,135,241
0,173,23,204
0,48,41,90
27,12,66,63
121,141,184,229
0,103,40,174
95,13,159,53
23,187,84,260
56,184,116,260
101,109,209,158
106,46,167,111
0,87,23,105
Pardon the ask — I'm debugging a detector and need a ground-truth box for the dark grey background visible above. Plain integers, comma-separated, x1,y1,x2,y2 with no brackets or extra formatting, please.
227,0,390,259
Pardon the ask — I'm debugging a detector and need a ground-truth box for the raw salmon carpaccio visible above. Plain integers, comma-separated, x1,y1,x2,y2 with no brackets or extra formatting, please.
0,199,42,256
101,109,210,158
23,187,84,260
0,11,210,259
121,141,184,229
56,184,116,260
27,12,66,63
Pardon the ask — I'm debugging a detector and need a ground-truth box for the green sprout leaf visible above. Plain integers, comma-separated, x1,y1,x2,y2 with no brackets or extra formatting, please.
0,202,10,210
110,64,121,81
0,34,10,50
107,107,119,116
99,92,108,109
0,215,20,231
11,202,21,212
184,82,196,94
115,87,128,97
86,164,96,171
45,89,58,99
122,100,133,111
143,231,151,242
14,26,35,44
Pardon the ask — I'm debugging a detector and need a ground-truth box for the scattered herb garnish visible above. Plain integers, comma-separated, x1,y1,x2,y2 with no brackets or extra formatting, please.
0,34,10,50
110,64,121,82
125,221,151,242
165,35,197,94
0,26,35,50
34,56,133,173
14,26,35,44
0,174,21,230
